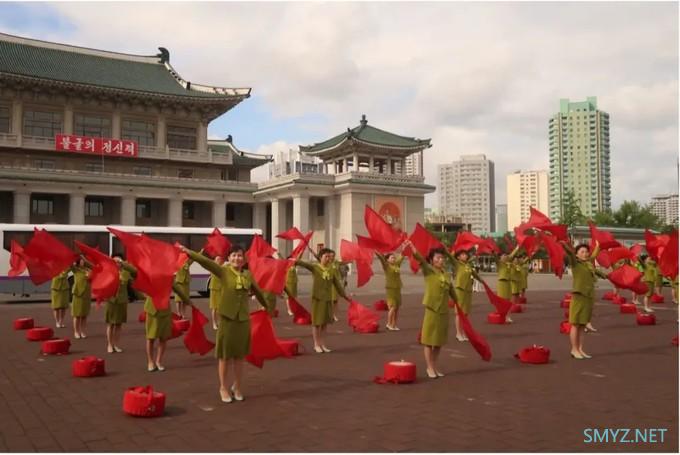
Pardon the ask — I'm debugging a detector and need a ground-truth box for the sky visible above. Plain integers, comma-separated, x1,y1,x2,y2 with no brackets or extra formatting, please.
1,1,677,210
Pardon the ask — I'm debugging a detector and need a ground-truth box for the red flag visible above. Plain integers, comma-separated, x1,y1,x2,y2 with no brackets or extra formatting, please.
246,234,277,262
287,296,312,325
404,223,444,273
519,235,541,258
347,299,381,332
658,230,678,279
514,224,530,246
477,238,501,255
503,233,517,252
453,302,491,361
74,241,119,304
248,257,292,294
357,234,389,251
174,242,189,268
364,205,405,252
607,264,643,290
630,279,649,296
183,305,215,355
644,229,669,261
8,240,27,277
288,230,314,260
539,232,565,278
452,231,483,253
245,310,292,368
607,247,636,266
108,228,180,311
22,228,78,285
340,239,374,287
526,207,553,228
539,224,569,242
595,250,612,268
630,243,643,258
203,228,231,258
481,281,512,319
276,227,305,241
589,222,621,250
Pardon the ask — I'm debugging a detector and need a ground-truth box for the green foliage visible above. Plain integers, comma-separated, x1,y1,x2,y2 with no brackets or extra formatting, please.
591,200,662,229
558,189,586,228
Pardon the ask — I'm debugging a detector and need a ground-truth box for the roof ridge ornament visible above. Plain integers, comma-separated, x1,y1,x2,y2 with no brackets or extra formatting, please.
157,47,170,63
360,114,367,126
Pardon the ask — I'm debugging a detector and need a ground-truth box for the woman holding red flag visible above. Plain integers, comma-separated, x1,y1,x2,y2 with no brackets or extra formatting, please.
641,255,657,313
495,246,520,323
182,244,268,403
70,257,92,339
173,257,193,319
285,265,298,316
50,268,70,329
405,240,457,379
105,256,135,353
444,248,480,342
560,241,606,359
376,249,405,331
296,248,351,353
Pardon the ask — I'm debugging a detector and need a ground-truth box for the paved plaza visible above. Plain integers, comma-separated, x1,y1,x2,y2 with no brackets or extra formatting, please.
0,273,677,452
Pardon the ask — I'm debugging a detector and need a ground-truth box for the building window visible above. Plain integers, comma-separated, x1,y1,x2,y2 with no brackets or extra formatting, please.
317,199,325,217
228,167,239,181
167,125,197,150
226,204,235,221
74,113,112,137
183,202,195,220
85,162,103,173
31,196,54,215
0,105,9,133
122,119,156,146
34,159,55,170
136,199,151,218
178,169,194,179
133,166,152,176
85,199,104,217
23,110,62,137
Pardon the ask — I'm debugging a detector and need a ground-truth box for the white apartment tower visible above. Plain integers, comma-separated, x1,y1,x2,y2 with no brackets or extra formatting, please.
438,154,495,234
649,194,679,225
507,170,549,229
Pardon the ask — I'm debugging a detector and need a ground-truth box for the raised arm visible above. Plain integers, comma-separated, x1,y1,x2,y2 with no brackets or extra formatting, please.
443,248,460,269
412,250,434,276
376,252,388,269
185,248,222,276
560,241,577,267
295,259,315,273
249,281,268,307
171,282,192,305
589,241,600,262
119,260,138,278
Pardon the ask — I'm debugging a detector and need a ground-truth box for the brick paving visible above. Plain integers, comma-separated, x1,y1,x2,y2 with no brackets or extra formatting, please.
0,275,677,452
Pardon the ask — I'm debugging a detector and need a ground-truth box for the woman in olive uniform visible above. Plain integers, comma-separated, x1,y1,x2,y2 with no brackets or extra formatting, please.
641,255,657,314
51,269,71,328
105,256,135,353
376,250,405,331
519,257,530,301
495,246,520,323
561,241,606,359
182,244,267,404
510,257,522,305
296,248,350,353
70,258,92,339
653,260,663,298
174,258,193,319
209,256,225,330
285,265,298,316
444,249,479,342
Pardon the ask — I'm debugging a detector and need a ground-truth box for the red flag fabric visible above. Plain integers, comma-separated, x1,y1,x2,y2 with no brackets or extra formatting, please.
658,230,678,279
287,296,312,325
630,280,649,296
607,247,636,266
481,281,512,319
174,242,189,268
246,234,277,262
249,257,292,295
357,234,389,251
644,229,669,261
589,222,621,250
503,233,517,253
539,232,565,278
477,238,501,255
74,241,119,304
595,250,612,269
607,264,643,290
245,310,291,368
288,230,313,260
276,227,305,241
340,239,374,287
630,243,643,258
526,207,553,228
347,300,381,332
404,223,444,273
22,228,78,285
453,301,491,361
519,235,541,258
183,305,215,355
539,224,569,242
364,205,405,253
452,231,483,253
203,228,231,258
108,228,180,311
8,240,27,277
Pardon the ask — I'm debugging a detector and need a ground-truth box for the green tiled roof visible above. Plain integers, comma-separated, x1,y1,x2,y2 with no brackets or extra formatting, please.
300,115,431,154
0,33,250,100
208,140,272,168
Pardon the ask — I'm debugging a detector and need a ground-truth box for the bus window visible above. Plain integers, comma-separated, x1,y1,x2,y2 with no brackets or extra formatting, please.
2,231,32,252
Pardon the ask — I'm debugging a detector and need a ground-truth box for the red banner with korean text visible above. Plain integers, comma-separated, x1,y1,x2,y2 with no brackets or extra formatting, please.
55,134,138,157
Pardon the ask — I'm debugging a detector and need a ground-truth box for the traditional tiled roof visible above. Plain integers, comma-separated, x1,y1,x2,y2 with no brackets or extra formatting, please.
0,32,251,102
208,137,272,168
300,115,431,155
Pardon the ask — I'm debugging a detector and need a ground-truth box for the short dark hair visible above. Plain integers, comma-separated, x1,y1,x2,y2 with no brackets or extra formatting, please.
228,244,245,256
112,253,124,260
319,248,334,257
575,243,590,254
386,252,397,261
454,249,470,259
639,254,648,262
427,247,447,263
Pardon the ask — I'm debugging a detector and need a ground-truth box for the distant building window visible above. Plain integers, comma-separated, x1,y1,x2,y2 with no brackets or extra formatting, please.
317,199,325,217
228,167,238,181
122,119,155,146
226,204,235,221
183,202,195,220
133,166,152,176
85,199,104,217
0,105,9,133
167,125,197,150
74,113,112,137
178,169,194,179
23,110,62,137
85,162,103,173
34,159,55,170
136,200,151,218
32,196,54,215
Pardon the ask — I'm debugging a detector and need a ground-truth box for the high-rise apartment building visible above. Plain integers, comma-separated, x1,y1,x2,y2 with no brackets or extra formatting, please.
649,194,678,225
404,151,424,176
507,170,549,228
495,204,508,233
548,97,611,220
438,154,495,234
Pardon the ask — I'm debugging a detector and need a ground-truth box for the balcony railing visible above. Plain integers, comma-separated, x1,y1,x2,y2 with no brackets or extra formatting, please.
0,132,18,146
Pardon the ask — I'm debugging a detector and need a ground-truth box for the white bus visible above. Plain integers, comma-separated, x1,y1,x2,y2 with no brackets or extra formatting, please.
0,224,262,297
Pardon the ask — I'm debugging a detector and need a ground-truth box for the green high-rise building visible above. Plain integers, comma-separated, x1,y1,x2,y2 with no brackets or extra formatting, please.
548,97,611,220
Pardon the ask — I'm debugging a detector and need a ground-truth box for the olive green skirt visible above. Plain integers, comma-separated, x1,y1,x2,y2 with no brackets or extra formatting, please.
644,281,654,297
654,276,663,288
105,301,127,325
145,310,172,340
497,279,512,300
51,289,69,310
569,292,593,325
311,298,333,326
386,288,402,309
71,295,92,317
420,308,449,347
454,287,472,315
286,286,298,298
209,289,221,310
215,316,251,359
510,279,520,295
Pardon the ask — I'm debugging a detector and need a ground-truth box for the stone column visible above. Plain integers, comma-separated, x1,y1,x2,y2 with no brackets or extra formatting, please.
326,195,336,251
252,202,267,233
293,194,309,258
168,197,183,227
69,193,85,225
112,109,121,139
12,99,22,147
197,120,208,152
157,116,167,151
120,195,136,226
387,158,392,175
212,199,226,227
353,153,359,172
13,191,30,224
63,104,74,135
419,150,424,177
401,158,406,175
369,156,374,173
270,199,281,252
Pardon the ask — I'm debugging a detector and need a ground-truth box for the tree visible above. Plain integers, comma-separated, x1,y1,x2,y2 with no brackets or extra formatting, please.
558,190,586,228
591,200,662,229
